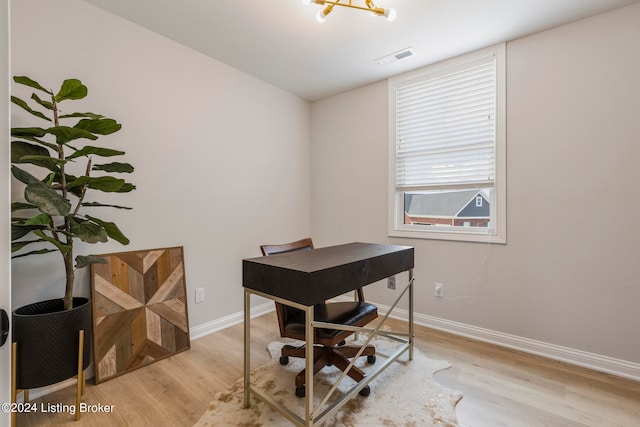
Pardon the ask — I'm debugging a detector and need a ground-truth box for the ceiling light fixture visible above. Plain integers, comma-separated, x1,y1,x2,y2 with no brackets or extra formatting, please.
302,0,397,23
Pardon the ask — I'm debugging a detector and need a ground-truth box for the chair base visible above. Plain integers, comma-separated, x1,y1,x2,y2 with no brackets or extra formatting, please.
280,343,376,396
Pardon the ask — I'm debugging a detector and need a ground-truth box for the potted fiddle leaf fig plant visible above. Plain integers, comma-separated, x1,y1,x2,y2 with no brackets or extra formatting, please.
10,76,135,390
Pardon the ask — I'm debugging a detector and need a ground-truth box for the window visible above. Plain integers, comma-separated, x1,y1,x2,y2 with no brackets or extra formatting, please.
388,44,506,243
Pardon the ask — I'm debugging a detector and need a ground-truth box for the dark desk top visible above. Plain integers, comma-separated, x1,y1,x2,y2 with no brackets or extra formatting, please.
242,242,414,306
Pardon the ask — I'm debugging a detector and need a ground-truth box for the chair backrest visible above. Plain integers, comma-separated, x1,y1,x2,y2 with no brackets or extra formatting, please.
260,238,314,338
260,237,314,257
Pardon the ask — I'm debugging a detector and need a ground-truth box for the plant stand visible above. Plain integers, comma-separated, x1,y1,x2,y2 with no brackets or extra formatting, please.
11,330,86,425
10,297,91,424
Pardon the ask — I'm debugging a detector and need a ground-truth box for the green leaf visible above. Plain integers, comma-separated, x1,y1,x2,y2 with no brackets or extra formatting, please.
11,223,46,241
88,179,131,193
66,146,124,160
117,183,136,193
67,176,125,192
11,202,36,212
24,213,53,226
31,93,54,110
11,127,47,139
44,172,58,187
12,248,57,259
86,215,130,245
75,255,107,269
13,76,52,94
59,112,105,119
11,141,61,172
11,165,42,186
24,181,71,217
81,201,132,210
10,134,58,151
20,155,66,171
46,126,98,144
11,96,52,121
11,140,51,163
92,162,134,173
75,118,121,135
70,217,108,243
55,79,87,102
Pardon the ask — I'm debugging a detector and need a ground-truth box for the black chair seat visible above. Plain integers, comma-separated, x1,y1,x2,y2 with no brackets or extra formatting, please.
284,302,377,340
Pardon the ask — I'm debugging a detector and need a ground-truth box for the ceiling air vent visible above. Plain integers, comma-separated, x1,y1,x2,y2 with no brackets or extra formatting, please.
374,47,415,65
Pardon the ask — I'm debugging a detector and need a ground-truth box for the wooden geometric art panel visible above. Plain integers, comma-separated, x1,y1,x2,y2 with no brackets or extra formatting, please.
90,246,190,383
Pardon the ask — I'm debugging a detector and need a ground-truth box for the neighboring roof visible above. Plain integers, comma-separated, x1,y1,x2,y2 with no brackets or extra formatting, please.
406,190,485,217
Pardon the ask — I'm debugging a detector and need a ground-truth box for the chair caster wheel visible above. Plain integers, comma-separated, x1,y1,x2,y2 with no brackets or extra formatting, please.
295,386,305,398
367,355,376,364
279,356,289,365
359,385,371,397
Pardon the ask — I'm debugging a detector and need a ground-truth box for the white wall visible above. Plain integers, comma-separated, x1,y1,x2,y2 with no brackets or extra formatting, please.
10,0,311,327
311,3,640,365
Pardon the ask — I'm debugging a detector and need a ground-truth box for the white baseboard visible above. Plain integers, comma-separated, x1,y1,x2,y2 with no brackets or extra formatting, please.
373,302,640,382
189,301,274,340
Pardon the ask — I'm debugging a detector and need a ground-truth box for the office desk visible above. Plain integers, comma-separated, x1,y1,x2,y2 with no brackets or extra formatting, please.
243,242,415,427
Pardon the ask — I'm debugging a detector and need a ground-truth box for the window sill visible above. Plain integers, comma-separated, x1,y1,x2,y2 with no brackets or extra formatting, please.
389,227,506,244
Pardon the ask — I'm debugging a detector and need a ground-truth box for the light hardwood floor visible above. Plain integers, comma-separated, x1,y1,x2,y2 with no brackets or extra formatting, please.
14,312,640,426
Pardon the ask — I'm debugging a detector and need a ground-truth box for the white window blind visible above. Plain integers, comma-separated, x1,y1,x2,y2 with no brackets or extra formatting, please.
395,54,496,191
388,44,506,243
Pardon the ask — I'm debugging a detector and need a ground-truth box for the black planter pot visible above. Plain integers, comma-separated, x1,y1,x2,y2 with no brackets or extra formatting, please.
12,297,92,389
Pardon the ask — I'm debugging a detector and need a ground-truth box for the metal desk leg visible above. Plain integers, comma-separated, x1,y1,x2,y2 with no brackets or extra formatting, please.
305,304,314,426
409,268,414,360
243,290,251,408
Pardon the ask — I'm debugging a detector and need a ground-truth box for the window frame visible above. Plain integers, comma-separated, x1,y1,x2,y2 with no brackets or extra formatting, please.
388,43,506,244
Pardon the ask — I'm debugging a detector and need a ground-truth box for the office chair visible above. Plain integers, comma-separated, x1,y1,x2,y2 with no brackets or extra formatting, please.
260,238,378,397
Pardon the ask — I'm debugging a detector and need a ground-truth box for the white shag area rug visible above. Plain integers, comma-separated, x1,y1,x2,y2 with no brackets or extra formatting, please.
195,336,462,426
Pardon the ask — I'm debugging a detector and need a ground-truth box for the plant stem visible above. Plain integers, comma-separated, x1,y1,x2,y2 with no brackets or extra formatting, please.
52,93,74,310
73,158,92,216
63,253,74,310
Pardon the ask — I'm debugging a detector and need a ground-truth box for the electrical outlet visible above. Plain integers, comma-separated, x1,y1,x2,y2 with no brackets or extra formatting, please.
387,276,396,290
434,283,444,298
195,287,205,304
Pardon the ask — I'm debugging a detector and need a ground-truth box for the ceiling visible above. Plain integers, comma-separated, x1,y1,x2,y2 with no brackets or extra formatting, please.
84,0,640,101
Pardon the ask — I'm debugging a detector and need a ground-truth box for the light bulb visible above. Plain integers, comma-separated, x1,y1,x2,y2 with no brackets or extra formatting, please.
316,10,328,23
316,5,332,23
384,7,397,21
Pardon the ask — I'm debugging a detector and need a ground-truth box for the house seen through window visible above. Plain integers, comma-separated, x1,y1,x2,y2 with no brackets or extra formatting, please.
404,189,490,228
